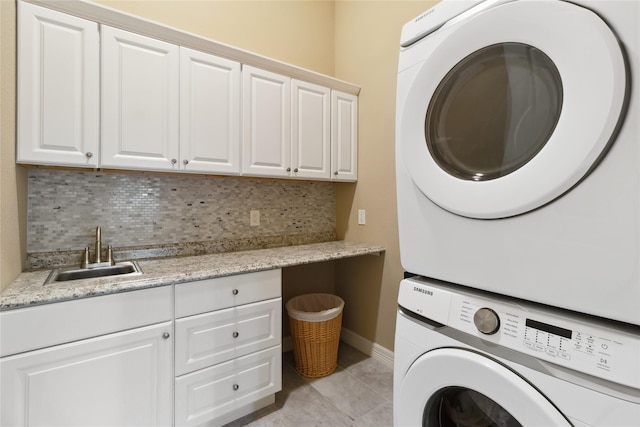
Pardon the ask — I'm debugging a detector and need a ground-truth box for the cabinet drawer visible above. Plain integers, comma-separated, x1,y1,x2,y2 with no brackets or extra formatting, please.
0,286,172,357
175,345,281,427
175,269,281,318
175,298,281,376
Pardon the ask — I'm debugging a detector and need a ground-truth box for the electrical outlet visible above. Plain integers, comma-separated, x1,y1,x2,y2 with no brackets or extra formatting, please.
250,210,260,226
358,209,366,225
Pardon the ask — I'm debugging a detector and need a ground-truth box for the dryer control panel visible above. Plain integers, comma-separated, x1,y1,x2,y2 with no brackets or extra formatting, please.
398,277,640,390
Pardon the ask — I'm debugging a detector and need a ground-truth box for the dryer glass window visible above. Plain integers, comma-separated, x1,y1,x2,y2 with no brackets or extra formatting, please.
425,43,562,181
424,386,521,427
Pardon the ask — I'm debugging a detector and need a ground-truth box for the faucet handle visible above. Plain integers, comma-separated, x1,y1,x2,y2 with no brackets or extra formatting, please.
107,245,115,265
81,247,90,268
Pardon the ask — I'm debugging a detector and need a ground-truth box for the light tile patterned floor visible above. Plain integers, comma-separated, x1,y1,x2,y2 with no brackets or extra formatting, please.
225,343,394,427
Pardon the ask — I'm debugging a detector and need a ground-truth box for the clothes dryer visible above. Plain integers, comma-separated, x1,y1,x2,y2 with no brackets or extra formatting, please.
395,0,640,324
394,277,640,426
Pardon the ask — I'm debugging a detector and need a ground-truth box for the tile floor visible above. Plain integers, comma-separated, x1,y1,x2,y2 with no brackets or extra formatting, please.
225,343,394,427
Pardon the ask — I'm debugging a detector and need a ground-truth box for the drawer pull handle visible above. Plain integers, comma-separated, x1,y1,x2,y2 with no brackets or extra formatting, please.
232,289,239,296
233,331,239,338
233,384,239,391
162,332,170,339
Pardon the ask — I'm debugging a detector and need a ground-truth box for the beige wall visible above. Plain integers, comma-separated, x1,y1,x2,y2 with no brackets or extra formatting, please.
94,0,335,77
333,1,436,350
1,0,27,292
0,0,437,352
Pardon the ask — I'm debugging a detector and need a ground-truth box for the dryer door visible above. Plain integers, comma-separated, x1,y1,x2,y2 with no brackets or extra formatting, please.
396,347,571,426
398,0,627,218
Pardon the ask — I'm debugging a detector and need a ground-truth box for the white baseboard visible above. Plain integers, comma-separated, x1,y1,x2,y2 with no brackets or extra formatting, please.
340,327,394,369
282,328,394,369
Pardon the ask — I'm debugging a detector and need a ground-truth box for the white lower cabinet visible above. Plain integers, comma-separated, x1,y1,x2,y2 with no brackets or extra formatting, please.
174,269,283,426
0,270,283,426
0,321,173,427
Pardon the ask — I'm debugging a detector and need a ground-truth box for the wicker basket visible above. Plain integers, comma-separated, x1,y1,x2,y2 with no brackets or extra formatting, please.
286,294,344,378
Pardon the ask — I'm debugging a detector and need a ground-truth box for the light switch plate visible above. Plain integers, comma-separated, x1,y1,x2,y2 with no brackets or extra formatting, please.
358,209,366,225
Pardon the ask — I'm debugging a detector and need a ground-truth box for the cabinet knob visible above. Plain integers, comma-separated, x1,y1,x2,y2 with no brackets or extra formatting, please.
233,384,239,391
286,167,291,172
232,289,239,296
86,152,93,158
162,332,170,339
294,168,299,173
233,331,239,338
334,171,339,175
183,159,189,165
171,159,177,164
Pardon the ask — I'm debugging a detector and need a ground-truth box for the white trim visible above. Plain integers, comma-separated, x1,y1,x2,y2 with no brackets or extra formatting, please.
282,328,394,369
340,327,394,369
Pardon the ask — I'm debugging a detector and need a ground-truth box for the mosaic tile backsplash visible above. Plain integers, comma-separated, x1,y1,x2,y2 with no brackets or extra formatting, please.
27,169,336,264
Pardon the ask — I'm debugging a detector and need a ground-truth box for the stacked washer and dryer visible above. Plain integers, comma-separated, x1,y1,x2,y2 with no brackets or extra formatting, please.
394,0,640,425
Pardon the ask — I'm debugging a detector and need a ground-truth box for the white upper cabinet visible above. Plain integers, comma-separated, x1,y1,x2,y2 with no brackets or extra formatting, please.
291,80,331,180
331,90,358,182
101,26,180,171
17,2,99,167
242,66,292,178
180,48,241,174
242,73,334,180
16,1,358,181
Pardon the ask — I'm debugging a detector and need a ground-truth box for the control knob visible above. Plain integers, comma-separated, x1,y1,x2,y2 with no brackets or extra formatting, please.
474,307,500,335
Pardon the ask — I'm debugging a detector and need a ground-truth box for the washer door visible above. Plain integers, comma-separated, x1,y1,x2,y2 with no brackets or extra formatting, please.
396,348,571,426
399,0,627,218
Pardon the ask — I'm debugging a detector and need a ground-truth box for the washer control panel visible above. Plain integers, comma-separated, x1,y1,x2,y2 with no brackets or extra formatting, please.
398,277,640,389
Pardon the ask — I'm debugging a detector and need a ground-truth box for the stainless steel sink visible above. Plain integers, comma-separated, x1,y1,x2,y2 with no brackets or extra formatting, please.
45,261,143,285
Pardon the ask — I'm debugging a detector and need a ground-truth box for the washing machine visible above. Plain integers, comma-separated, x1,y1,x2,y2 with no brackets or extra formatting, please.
394,277,640,426
395,0,640,324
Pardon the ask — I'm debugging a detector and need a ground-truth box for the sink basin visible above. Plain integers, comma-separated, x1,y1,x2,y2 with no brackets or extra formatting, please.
45,261,143,285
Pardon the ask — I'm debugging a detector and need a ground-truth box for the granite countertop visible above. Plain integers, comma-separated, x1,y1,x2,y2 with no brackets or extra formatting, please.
1,241,384,311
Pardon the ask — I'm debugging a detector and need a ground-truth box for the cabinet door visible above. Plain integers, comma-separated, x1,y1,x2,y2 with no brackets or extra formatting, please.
17,2,99,167
175,346,281,427
291,80,331,180
0,322,173,426
175,298,282,376
180,48,241,174
101,26,179,171
242,66,291,177
331,90,358,182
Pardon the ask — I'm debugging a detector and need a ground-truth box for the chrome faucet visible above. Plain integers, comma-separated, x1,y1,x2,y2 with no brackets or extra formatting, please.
81,226,115,269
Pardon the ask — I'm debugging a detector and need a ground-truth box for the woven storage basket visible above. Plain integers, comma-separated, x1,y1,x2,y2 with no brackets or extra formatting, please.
286,294,344,378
